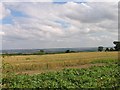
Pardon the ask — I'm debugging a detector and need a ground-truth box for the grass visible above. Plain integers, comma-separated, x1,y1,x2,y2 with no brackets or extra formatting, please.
2,52,118,74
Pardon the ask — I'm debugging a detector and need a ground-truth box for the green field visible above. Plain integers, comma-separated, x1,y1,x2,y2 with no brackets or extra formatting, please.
2,52,120,88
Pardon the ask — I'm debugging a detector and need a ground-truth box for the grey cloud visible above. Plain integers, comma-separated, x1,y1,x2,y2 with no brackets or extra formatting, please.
2,2,118,49
64,3,117,23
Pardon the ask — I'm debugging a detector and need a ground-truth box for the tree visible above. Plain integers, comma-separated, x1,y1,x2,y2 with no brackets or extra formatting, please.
105,48,109,52
37,50,45,55
113,41,120,51
98,46,103,52
110,48,114,51
40,50,44,53
65,50,70,53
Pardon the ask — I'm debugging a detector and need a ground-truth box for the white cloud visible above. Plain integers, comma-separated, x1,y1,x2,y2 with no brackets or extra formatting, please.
0,31,5,35
1,0,53,2
86,0,119,2
2,2,118,49
0,3,11,19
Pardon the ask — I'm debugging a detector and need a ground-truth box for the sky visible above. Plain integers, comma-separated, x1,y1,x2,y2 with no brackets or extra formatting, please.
0,0,119,49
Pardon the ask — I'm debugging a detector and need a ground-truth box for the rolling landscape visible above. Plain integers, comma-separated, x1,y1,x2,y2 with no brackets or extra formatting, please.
1,0,120,89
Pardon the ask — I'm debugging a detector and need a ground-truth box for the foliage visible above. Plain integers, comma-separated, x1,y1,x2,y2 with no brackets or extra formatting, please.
110,48,114,51
98,46,104,52
2,64,120,88
105,48,110,52
65,50,70,53
113,41,120,51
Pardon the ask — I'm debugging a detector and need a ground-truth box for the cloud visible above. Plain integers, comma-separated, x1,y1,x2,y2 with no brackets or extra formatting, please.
0,3,11,19
2,2,118,49
85,0,119,2
1,0,53,2
64,2,117,23
0,31,5,35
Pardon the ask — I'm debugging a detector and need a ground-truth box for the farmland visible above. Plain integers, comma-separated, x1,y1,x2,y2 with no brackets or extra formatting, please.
1,51,120,88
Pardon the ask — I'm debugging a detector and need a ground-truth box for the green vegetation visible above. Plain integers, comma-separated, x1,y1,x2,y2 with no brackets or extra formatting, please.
98,41,120,52
1,51,67,56
2,51,119,88
113,41,120,51
98,46,104,52
2,64,120,88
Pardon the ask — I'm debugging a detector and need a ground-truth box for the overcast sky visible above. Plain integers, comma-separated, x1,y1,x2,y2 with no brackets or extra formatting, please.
0,0,118,49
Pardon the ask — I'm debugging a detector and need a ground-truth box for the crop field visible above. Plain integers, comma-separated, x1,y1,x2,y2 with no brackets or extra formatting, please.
2,52,118,74
2,64,120,88
1,51,120,88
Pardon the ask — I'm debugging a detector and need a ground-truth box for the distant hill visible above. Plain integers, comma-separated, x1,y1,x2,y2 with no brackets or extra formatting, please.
0,47,99,54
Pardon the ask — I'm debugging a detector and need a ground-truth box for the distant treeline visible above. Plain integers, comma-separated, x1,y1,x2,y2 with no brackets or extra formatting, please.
98,41,120,52
1,48,97,56
1,50,80,56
